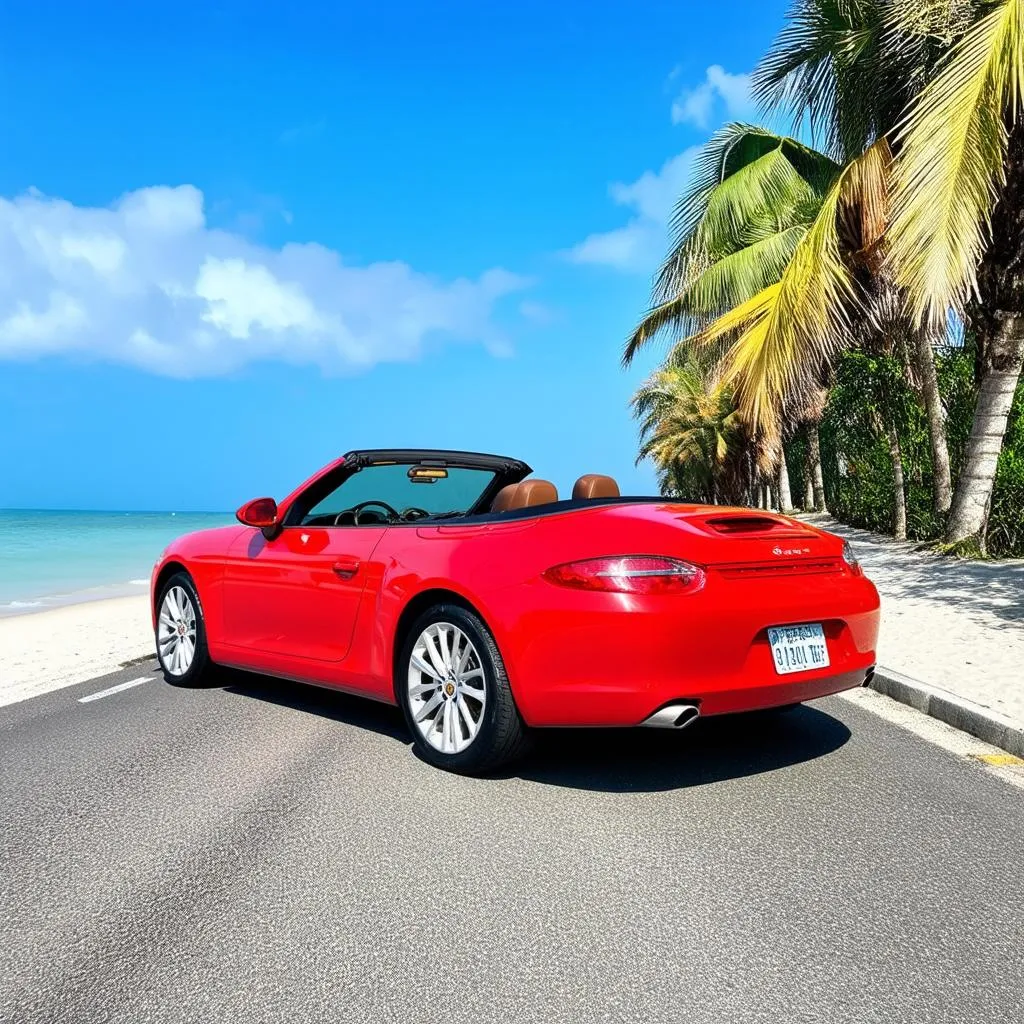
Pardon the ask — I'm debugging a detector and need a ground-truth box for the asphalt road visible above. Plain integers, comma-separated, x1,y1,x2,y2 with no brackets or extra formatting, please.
2,661,1023,1024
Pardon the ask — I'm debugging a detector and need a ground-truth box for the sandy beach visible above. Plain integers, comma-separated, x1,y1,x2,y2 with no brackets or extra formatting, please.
802,515,1024,725
0,595,153,708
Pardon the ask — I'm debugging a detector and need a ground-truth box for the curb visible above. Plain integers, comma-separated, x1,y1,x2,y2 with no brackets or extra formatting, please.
868,667,1024,758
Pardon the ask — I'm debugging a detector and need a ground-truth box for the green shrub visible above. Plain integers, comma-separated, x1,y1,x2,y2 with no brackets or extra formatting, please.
814,345,1024,556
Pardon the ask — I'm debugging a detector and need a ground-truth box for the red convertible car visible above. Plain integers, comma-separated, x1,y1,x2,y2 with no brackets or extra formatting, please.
152,449,880,773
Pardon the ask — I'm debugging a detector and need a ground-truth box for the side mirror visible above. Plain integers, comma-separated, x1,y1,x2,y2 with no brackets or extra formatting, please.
236,497,278,529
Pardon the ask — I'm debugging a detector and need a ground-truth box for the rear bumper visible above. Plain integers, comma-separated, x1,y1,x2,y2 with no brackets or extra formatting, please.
499,570,880,727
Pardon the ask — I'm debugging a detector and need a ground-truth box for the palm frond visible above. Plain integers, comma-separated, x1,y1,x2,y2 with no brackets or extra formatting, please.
623,226,808,364
654,126,838,303
697,148,820,255
692,146,890,439
626,126,840,367
838,135,892,262
667,124,785,247
889,0,1024,323
754,0,855,154
631,359,745,501
753,0,916,160
684,225,810,316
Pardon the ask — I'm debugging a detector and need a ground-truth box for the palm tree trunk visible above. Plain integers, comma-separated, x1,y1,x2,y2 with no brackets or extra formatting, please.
807,424,826,511
888,425,907,541
947,127,1024,553
945,329,1023,551
911,327,953,514
777,448,793,513
803,449,814,509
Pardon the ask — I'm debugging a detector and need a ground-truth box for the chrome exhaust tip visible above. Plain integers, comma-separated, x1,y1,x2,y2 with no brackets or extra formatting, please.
863,666,876,687
640,703,701,729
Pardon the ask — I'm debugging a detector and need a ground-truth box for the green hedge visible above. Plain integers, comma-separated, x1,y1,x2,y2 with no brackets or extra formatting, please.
805,345,1024,557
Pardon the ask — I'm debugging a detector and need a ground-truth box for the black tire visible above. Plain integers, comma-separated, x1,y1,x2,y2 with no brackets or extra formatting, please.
397,603,530,775
155,572,213,686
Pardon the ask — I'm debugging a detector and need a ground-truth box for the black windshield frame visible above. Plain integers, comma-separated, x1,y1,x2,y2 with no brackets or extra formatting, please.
282,449,532,527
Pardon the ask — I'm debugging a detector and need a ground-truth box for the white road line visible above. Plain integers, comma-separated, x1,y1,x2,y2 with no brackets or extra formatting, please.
77,676,153,704
838,688,1024,791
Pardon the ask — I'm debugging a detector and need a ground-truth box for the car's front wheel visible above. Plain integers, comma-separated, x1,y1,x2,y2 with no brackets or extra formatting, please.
398,603,528,774
155,572,212,686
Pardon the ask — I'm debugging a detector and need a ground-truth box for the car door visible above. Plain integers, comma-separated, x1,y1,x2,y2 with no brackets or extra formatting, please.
221,522,388,663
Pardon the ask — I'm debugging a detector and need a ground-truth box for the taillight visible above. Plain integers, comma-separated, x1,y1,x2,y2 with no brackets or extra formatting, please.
542,555,705,595
842,541,863,576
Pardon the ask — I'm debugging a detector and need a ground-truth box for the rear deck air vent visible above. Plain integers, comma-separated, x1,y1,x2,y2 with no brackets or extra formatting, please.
704,515,786,534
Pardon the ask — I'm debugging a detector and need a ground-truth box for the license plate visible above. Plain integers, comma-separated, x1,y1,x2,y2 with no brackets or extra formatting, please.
767,623,830,675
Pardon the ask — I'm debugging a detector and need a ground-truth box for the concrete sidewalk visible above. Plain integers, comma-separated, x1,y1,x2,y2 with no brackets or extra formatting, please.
802,513,1024,755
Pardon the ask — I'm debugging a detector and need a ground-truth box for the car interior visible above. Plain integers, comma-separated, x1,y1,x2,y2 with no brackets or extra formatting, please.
297,466,623,528
489,473,620,511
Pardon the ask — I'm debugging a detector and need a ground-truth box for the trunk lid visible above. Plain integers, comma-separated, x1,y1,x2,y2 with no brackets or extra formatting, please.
598,503,844,576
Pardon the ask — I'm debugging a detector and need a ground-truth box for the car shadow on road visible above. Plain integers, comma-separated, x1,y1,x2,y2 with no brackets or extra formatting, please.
218,669,411,743
509,706,852,793
216,668,851,792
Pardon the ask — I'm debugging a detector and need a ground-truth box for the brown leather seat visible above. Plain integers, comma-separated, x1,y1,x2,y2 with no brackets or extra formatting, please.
572,474,620,500
513,479,558,508
490,479,558,511
490,483,520,512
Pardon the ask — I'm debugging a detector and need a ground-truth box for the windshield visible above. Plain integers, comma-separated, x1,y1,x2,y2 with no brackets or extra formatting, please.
299,463,497,526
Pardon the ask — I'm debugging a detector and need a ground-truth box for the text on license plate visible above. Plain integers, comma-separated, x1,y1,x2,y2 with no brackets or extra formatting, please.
767,623,830,675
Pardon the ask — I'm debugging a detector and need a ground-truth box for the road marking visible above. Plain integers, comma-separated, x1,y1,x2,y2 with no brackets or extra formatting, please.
839,688,1024,791
970,753,1024,767
78,677,153,703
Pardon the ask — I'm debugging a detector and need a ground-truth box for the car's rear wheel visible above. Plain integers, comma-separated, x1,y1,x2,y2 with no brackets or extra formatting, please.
398,603,529,774
155,572,212,686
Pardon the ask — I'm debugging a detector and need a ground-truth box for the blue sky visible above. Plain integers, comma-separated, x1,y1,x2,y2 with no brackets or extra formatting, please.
0,0,787,510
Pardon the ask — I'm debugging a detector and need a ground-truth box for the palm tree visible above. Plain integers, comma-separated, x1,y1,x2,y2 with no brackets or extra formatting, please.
631,350,745,504
623,125,842,502
753,0,958,515
889,0,1024,553
623,125,839,361
681,137,892,454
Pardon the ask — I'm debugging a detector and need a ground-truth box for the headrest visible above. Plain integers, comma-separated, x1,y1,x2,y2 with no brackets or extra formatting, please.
490,483,520,512
490,479,559,511
572,474,620,500
512,479,558,508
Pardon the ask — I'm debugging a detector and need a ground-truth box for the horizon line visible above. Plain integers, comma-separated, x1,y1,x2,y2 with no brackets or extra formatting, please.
0,507,232,516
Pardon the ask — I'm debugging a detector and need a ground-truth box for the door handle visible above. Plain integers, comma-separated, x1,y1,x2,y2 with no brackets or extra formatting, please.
332,559,360,579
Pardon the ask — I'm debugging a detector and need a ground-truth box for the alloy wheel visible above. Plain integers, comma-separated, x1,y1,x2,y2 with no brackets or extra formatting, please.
407,622,487,754
158,585,198,676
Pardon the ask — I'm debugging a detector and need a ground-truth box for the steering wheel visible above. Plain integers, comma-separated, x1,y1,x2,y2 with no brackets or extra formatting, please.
400,506,430,521
341,499,400,526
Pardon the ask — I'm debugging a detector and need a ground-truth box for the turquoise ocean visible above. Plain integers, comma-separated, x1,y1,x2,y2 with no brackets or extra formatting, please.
0,510,232,616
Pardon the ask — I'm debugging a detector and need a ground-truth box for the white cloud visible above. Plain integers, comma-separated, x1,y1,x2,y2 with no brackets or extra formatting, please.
0,185,529,377
567,63,755,275
566,148,699,272
2,292,88,349
671,65,754,128
195,258,323,339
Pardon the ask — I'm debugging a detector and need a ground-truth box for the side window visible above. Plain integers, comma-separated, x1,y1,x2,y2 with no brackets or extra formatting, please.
299,465,497,526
